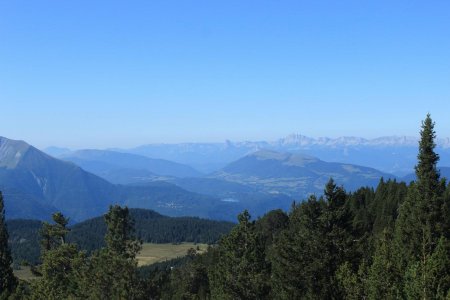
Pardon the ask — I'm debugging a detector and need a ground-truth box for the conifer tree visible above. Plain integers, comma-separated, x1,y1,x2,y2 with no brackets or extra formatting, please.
395,115,444,258
320,179,355,298
40,212,70,252
31,212,87,299
394,114,450,298
271,195,326,299
210,210,271,300
367,228,402,299
415,113,441,200
104,205,141,259
0,191,17,298
414,114,446,239
84,205,143,299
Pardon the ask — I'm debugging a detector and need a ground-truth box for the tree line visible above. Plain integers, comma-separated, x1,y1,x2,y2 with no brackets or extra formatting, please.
1,114,449,299
142,114,450,299
6,209,234,265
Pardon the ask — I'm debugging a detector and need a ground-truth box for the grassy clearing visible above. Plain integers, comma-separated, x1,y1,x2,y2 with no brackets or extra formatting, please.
136,242,208,266
14,266,37,281
14,242,207,280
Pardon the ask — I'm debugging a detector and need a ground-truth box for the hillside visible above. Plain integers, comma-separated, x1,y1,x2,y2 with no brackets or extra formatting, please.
402,166,450,183
0,137,227,221
7,208,234,264
58,149,202,183
113,135,450,175
170,177,294,216
210,150,395,198
0,137,119,220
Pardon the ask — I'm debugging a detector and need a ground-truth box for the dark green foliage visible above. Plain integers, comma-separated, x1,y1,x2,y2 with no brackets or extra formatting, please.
81,248,143,299
30,212,87,299
104,205,141,258
271,196,325,299
210,210,271,300
366,228,402,299
392,115,450,298
75,205,143,299
0,191,17,298
416,114,441,200
255,209,288,246
40,212,70,252
370,178,408,235
271,180,355,299
6,219,42,264
7,208,233,264
30,243,87,299
69,208,233,253
403,236,450,299
163,250,211,299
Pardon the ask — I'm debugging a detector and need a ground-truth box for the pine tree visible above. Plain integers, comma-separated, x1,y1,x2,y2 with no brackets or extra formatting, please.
0,191,17,298
394,114,450,298
209,210,271,300
271,195,326,299
83,205,143,299
367,228,402,299
414,114,446,239
403,236,450,299
40,212,70,253
415,113,441,201
31,212,87,299
320,179,355,298
104,205,141,259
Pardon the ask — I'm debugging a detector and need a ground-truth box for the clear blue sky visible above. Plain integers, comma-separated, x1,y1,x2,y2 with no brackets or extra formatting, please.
1,1,449,148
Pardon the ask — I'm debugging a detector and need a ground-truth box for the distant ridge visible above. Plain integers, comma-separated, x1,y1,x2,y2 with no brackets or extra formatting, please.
103,134,450,175
0,136,228,221
58,149,203,183
210,150,395,198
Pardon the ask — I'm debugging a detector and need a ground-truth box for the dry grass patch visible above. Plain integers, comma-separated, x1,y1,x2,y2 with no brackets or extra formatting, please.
136,242,208,266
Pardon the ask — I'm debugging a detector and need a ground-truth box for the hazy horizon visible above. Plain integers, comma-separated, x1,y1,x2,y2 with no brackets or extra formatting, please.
7,131,448,151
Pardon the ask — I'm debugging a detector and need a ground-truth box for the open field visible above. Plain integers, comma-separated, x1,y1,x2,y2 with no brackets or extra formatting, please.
14,242,208,280
136,242,208,266
14,266,36,281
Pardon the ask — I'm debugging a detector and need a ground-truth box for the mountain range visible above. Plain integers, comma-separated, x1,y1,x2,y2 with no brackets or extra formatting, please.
0,137,227,221
4,134,449,223
46,143,398,199
58,149,202,184
87,134,450,175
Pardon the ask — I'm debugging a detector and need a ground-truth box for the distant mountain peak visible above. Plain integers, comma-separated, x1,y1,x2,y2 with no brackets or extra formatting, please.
250,150,319,166
0,136,32,169
275,134,420,147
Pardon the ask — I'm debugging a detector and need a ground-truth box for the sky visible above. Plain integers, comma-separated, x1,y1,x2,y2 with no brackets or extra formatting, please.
1,1,450,149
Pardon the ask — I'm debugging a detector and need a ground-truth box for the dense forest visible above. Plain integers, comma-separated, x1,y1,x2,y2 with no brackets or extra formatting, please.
1,114,449,299
6,209,234,265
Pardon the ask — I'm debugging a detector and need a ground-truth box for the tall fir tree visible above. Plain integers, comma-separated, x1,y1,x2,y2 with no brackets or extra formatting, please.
414,114,446,239
104,205,141,259
366,228,402,299
209,210,271,300
320,179,355,298
271,196,326,299
415,113,441,201
83,205,143,299
0,191,17,299
394,114,450,298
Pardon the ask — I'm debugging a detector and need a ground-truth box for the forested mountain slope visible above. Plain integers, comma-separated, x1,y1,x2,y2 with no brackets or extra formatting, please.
7,208,234,264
